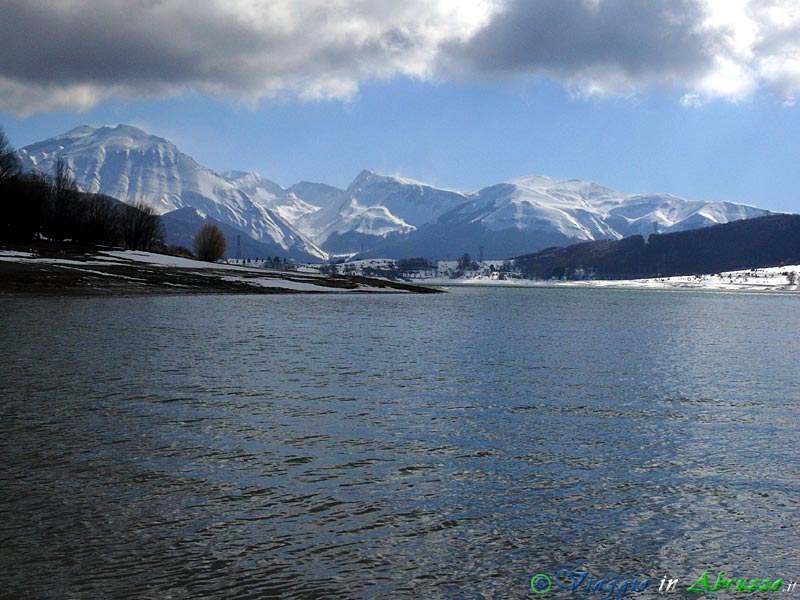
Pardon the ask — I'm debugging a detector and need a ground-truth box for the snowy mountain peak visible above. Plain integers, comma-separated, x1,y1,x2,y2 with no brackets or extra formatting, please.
98,123,152,138
59,124,100,139
220,170,327,224
348,169,450,191
346,169,398,193
507,174,559,187
56,124,164,148
222,170,285,196
353,168,377,182
22,124,183,174
18,125,327,261
505,175,618,202
446,175,773,242
223,169,261,181
341,169,469,227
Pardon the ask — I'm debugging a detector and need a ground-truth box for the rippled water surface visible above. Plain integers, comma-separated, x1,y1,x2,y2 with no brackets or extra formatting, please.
1,288,798,599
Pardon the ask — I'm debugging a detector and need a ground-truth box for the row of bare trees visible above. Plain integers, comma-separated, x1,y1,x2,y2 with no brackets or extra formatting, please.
0,127,162,249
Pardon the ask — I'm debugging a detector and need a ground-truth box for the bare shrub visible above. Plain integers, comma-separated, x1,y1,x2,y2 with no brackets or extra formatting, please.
194,223,226,262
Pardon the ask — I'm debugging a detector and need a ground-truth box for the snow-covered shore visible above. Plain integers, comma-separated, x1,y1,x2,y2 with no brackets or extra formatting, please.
423,265,800,293
11,245,792,296
0,246,440,296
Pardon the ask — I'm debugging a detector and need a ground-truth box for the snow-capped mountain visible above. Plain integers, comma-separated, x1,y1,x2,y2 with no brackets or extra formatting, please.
367,175,773,259
294,170,469,252
18,125,326,261
221,170,343,226
292,171,772,258
286,181,344,212
18,124,775,261
446,175,771,239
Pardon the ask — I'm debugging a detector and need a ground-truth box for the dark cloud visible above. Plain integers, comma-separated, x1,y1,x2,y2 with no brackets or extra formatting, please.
0,0,489,114
440,0,720,94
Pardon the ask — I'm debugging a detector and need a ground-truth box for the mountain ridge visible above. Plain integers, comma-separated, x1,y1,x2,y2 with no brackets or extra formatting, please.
18,124,777,261
18,124,327,261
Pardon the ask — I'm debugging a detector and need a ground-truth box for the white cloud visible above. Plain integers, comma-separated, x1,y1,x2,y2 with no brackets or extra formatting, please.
440,0,800,105
3,0,800,113
749,0,800,102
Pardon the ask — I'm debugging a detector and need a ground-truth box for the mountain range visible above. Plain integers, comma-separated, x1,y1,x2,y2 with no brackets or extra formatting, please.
18,125,775,260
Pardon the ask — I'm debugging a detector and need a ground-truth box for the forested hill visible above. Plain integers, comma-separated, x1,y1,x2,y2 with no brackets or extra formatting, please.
513,214,800,280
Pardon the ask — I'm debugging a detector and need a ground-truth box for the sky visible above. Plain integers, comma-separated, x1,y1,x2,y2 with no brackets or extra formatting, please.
2,0,800,213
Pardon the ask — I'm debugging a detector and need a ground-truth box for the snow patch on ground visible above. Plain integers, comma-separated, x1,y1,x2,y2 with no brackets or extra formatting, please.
59,266,147,281
101,250,224,268
0,251,36,258
571,265,800,292
0,252,126,266
423,265,800,293
219,276,334,292
100,250,284,272
0,246,423,295
219,275,408,293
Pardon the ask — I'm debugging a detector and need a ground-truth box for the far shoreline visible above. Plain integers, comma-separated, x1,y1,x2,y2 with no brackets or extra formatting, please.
414,271,800,294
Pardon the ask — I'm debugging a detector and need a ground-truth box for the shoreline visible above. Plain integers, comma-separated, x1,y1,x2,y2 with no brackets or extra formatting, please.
415,275,800,293
0,243,442,297
399,265,800,294
4,243,796,297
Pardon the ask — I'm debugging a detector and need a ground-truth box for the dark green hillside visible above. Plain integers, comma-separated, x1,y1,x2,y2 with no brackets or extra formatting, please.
514,214,800,279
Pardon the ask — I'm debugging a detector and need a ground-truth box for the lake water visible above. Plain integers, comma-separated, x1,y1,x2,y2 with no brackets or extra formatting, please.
1,287,798,599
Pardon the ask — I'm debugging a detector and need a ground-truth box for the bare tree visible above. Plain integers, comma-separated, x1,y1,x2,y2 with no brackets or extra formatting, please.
120,200,163,250
0,126,21,181
0,126,23,240
47,158,81,241
53,157,75,191
80,195,121,245
194,223,227,262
